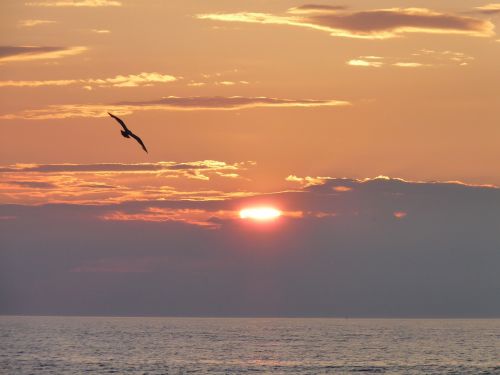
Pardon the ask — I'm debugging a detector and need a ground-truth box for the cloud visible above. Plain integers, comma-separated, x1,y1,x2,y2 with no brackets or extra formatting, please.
90,29,110,33
288,4,348,14
101,208,234,229
393,211,408,219
3,180,57,189
26,0,122,7
0,46,87,63
285,175,329,186
102,207,304,228
116,96,348,109
87,72,177,88
197,7,495,39
187,69,251,88
347,59,383,67
0,96,350,120
347,49,474,68
188,82,206,87
18,19,56,27
0,79,78,88
0,72,177,89
214,80,250,86
0,160,247,173
475,3,500,15
0,160,255,205
1,177,499,317
393,62,426,68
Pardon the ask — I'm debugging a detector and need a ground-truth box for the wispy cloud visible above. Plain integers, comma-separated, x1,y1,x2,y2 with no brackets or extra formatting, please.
18,19,56,27
90,29,110,33
0,160,255,205
197,7,495,39
89,72,177,87
0,160,248,173
475,3,500,15
215,80,249,86
392,62,426,68
0,79,78,87
347,59,384,67
286,175,329,187
0,46,87,63
26,0,121,7
185,69,251,88
0,72,177,89
188,82,206,87
347,49,474,68
288,4,348,14
0,96,350,120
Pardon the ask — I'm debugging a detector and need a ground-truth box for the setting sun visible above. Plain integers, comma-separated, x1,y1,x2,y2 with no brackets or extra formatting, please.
239,207,282,221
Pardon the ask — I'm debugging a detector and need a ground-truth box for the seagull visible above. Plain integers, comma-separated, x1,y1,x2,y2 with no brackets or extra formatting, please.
107,112,148,153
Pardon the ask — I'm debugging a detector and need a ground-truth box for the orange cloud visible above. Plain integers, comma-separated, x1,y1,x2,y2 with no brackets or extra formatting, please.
347,59,383,67
475,3,500,14
393,211,408,219
393,62,426,68
0,46,87,63
0,79,78,87
288,5,348,14
0,161,255,205
333,186,352,192
90,29,111,33
0,72,177,88
347,49,474,68
197,7,495,39
18,19,56,27
0,96,350,120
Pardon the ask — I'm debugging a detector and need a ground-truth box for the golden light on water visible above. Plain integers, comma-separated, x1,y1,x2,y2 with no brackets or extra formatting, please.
239,207,282,221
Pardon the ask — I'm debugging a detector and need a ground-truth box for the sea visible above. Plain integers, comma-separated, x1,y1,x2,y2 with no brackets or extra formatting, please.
0,316,499,374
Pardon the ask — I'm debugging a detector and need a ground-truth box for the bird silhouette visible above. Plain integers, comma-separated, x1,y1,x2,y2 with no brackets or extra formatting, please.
107,112,148,153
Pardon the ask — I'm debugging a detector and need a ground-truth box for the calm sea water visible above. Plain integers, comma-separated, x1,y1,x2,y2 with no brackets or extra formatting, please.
0,316,499,374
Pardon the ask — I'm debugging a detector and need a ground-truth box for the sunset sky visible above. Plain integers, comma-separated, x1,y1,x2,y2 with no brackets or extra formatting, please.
1,0,499,317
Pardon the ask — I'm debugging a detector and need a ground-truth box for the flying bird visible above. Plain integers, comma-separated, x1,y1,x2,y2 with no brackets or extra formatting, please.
107,112,148,153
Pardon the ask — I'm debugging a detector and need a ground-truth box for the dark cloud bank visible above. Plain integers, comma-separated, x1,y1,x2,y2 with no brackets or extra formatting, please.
1,178,499,317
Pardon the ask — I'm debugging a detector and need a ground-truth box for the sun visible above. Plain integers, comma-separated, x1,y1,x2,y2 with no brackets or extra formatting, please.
239,207,282,221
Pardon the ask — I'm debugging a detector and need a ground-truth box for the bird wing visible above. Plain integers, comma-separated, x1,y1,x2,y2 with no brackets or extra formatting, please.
130,133,148,153
108,112,129,132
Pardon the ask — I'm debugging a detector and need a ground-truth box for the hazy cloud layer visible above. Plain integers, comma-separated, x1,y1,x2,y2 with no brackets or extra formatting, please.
0,96,350,120
197,6,495,39
1,177,499,316
26,0,122,7
0,72,177,89
0,46,87,63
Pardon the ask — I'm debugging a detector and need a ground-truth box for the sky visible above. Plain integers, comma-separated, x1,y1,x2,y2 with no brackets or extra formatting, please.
0,0,499,317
